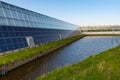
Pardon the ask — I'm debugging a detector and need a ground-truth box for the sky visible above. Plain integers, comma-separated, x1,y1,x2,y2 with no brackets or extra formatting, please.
2,0,120,26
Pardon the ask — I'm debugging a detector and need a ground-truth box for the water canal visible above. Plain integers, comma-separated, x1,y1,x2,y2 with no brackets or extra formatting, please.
0,36,120,80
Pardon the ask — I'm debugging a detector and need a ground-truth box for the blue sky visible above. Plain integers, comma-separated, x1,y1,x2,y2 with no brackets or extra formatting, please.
2,0,120,26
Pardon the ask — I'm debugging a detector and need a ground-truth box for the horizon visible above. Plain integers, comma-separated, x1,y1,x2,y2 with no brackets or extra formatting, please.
2,0,120,26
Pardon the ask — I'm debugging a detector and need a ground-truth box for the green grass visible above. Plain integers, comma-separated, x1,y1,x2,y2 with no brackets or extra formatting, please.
0,35,85,66
36,45,120,80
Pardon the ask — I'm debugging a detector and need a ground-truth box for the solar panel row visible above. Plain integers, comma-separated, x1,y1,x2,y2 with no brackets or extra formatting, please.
0,1,78,54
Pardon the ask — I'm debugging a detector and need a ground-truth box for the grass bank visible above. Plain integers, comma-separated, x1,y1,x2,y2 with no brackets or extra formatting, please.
84,34,120,36
36,45,120,80
0,35,85,67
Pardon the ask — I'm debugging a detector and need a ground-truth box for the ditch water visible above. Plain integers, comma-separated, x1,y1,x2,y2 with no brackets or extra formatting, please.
0,36,120,80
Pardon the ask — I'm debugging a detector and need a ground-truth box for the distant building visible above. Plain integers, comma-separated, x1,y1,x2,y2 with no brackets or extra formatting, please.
80,25,120,32
0,1,79,54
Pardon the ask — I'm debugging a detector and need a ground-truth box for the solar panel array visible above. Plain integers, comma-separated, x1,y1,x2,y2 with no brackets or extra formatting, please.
0,1,79,53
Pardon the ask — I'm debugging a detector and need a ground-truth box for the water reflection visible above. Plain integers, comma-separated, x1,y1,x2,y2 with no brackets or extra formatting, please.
0,36,120,80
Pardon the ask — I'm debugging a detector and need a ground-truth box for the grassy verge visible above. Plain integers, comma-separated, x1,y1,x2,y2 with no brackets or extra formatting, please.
36,45,120,80
0,35,85,66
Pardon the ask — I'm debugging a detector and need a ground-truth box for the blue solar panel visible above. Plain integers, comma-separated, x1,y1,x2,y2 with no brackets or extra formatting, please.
0,1,78,54
0,25,73,53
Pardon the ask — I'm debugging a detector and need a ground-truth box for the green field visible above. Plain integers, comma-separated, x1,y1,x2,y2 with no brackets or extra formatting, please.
0,35,85,66
36,45,120,80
